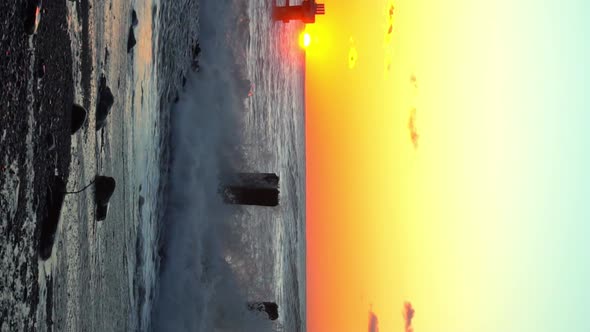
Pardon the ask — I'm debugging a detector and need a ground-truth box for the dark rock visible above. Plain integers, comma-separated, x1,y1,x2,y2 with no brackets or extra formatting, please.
94,175,115,205
39,176,66,260
95,176,115,221
95,76,114,130
71,104,87,134
131,9,138,27
96,202,109,221
127,26,136,53
247,302,279,321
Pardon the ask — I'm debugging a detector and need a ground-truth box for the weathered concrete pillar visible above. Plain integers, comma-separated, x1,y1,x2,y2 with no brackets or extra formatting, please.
219,173,279,207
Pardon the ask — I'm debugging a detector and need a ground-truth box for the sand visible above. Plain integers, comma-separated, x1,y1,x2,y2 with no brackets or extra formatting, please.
0,0,164,330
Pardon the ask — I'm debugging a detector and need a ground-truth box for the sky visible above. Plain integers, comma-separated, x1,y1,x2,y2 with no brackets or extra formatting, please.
304,0,590,331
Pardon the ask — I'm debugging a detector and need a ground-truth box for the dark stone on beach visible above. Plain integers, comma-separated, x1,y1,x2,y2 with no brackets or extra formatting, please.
96,76,114,130
127,26,136,53
247,302,279,321
131,9,138,27
95,176,115,221
39,176,66,260
24,0,42,35
96,202,109,221
71,104,87,134
95,175,116,205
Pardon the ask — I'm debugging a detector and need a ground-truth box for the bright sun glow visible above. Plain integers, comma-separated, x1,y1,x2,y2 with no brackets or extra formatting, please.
300,32,311,49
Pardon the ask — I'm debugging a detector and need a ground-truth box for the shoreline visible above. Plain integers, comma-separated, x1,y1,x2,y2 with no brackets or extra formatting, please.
1,0,74,329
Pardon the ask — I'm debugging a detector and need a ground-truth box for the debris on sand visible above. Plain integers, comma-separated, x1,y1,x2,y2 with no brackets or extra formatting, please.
38,176,66,260
95,175,116,221
24,0,43,35
96,76,114,130
37,58,46,78
71,104,87,134
46,133,55,151
191,41,201,71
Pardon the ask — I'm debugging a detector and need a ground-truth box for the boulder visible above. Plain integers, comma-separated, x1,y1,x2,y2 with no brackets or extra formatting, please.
71,104,87,134
38,176,66,260
96,77,114,130
95,176,116,221
247,302,279,321
127,26,136,53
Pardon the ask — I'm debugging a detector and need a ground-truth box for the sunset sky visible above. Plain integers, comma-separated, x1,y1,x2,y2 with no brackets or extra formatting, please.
305,0,590,331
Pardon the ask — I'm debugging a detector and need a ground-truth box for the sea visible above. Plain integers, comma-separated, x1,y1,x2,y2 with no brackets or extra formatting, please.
148,0,306,331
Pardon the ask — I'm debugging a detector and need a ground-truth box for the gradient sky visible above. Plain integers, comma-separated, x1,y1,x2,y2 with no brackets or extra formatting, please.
305,0,590,331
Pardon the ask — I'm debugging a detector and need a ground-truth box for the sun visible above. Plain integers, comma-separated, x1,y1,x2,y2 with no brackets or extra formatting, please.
299,32,311,49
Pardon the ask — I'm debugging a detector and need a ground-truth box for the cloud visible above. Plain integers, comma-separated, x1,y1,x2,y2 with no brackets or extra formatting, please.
403,302,415,332
348,37,358,69
408,108,419,149
368,310,379,332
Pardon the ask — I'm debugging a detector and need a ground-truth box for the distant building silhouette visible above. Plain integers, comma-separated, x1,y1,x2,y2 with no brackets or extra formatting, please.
273,0,325,24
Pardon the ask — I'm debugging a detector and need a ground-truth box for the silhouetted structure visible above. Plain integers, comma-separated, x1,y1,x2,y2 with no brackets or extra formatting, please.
247,302,279,320
273,0,325,24
219,173,279,207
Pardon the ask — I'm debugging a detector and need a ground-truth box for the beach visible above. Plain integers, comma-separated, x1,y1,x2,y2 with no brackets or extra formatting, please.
1,0,306,330
1,0,171,329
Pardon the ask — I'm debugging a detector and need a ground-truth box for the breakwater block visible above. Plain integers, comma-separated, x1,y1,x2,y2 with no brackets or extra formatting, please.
219,173,279,207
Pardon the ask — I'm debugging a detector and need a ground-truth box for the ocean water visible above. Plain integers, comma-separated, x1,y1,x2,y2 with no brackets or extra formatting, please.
150,0,306,331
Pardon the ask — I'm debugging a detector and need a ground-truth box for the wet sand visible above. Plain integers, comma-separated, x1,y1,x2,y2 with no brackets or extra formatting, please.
1,0,74,329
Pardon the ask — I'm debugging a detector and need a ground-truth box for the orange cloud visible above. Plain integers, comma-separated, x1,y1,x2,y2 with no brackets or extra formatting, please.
408,108,419,149
368,310,379,332
402,302,415,332
410,74,418,89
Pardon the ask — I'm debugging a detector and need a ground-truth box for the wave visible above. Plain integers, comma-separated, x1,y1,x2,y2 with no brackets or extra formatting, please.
151,0,274,331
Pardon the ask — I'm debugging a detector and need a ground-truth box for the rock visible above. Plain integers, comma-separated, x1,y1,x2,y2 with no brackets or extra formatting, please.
38,176,66,260
95,77,114,130
95,176,116,221
127,26,136,53
247,302,279,321
94,175,116,205
131,9,138,27
71,104,87,134
96,202,109,221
